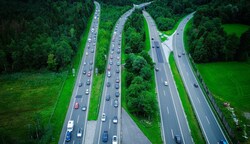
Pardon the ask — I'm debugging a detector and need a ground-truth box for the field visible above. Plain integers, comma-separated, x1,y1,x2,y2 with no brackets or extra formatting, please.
0,72,66,143
222,24,249,37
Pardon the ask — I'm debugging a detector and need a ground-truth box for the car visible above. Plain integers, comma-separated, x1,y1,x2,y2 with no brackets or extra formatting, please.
116,77,120,83
219,140,227,144
115,83,119,89
182,52,185,55
109,61,113,65
86,79,90,85
65,131,71,142
83,70,86,75
194,83,198,88
87,44,90,49
79,82,83,87
101,113,106,122
117,49,120,54
175,135,181,144
110,55,113,59
112,135,118,144
106,94,110,101
155,67,159,71
177,33,179,35
152,46,154,48
87,71,91,77
151,37,154,40
115,91,120,97
114,99,118,108
178,54,181,58
107,71,111,78
116,68,120,73
107,65,111,71
81,106,87,111
77,128,82,137
89,65,93,71
116,56,120,60
107,82,111,87
164,81,168,86
74,102,79,109
89,61,93,65
112,116,118,124
85,89,89,95
83,62,87,65
111,51,114,54
116,62,120,66
86,52,89,56
102,131,108,142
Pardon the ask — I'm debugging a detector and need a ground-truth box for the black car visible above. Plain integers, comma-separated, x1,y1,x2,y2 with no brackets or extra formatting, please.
107,82,111,87
83,70,86,75
106,94,110,101
194,83,198,88
115,83,119,89
175,135,181,144
116,68,120,73
102,131,108,142
115,91,119,97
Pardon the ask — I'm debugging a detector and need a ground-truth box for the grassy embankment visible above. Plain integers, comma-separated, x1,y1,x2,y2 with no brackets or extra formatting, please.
186,20,250,142
88,4,130,120
121,17,162,144
169,53,205,144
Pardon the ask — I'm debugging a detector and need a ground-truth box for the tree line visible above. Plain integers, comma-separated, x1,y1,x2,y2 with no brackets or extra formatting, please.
124,10,157,120
97,0,150,6
0,0,94,73
188,0,250,63
146,0,207,31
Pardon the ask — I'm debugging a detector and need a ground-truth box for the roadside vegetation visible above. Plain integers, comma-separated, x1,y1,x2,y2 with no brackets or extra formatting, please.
185,2,250,142
88,3,130,120
122,9,162,144
0,0,94,143
169,53,205,144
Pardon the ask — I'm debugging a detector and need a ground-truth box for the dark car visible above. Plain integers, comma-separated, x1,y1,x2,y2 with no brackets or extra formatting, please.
107,82,111,87
114,99,118,108
155,67,159,71
106,94,110,101
89,61,93,65
115,83,119,89
194,83,198,88
83,70,86,75
115,91,119,97
116,68,120,73
65,131,71,142
102,131,108,142
175,135,181,144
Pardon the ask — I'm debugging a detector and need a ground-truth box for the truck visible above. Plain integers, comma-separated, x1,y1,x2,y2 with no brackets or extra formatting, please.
67,120,74,132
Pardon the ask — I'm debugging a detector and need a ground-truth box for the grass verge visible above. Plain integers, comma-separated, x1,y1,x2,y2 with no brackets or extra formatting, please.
169,53,205,144
50,6,95,143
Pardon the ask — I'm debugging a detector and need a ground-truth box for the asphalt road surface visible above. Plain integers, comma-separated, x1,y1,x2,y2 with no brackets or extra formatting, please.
143,11,193,144
173,13,228,143
58,2,100,144
93,2,151,144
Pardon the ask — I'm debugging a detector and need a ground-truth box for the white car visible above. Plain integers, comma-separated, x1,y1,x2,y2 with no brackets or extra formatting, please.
77,128,82,137
86,52,89,56
112,135,118,144
85,89,89,95
101,113,106,122
164,81,168,86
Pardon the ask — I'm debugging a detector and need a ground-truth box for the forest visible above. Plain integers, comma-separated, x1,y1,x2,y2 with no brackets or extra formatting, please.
188,0,250,62
0,0,94,73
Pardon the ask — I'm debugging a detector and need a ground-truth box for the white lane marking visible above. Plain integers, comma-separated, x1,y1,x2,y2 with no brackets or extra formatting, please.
171,129,174,139
109,119,111,129
167,107,169,114
197,97,201,104
163,90,166,96
77,115,80,124
206,116,210,125
73,140,75,144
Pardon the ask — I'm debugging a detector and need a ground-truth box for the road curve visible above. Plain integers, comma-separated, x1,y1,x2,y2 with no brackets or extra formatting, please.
173,13,228,144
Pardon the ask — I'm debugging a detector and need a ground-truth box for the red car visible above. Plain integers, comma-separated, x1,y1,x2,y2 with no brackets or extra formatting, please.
74,102,79,109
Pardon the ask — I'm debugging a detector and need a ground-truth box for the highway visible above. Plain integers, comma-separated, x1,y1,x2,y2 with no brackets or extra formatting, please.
173,13,228,143
58,2,100,144
143,11,193,144
93,2,151,144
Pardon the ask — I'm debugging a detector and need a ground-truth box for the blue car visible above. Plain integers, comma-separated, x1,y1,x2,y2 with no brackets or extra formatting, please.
65,131,71,142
